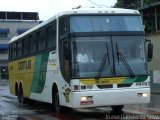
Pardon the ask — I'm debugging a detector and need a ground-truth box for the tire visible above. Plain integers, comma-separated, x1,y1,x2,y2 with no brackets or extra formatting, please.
54,92,62,113
15,83,18,96
111,105,124,111
17,87,23,104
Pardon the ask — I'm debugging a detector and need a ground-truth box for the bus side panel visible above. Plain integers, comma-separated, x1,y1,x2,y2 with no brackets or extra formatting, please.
9,52,49,98
30,52,49,93
8,57,35,97
30,51,60,103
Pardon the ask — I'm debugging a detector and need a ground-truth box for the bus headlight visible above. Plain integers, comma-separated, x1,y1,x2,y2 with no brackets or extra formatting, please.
80,96,94,105
81,96,93,101
81,96,87,101
142,93,148,97
138,93,148,97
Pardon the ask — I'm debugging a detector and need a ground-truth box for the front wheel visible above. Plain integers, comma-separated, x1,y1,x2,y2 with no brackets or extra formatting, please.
53,92,62,113
111,105,124,111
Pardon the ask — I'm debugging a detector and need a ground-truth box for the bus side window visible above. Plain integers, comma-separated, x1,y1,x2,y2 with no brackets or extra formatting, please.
30,34,37,53
11,43,17,59
17,40,22,57
46,22,56,49
23,38,29,55
59,16,69,38
37,30,46,51
63,41,71,80
64,41,71,60
9,45,11,60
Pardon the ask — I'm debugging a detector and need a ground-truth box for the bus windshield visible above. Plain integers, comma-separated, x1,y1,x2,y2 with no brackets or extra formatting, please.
70,15,143,32
71,36,148,78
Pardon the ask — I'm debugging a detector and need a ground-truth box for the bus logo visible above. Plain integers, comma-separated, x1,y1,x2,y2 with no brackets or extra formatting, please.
18,60,31,70
63,88,71,103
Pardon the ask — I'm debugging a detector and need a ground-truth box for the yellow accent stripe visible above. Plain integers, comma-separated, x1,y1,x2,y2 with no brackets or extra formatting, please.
80,77,125,85
49,64,56,66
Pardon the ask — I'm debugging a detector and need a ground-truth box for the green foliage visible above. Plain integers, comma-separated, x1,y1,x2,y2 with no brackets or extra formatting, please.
114,0,160,9
144,0,160,6
114,0,140,8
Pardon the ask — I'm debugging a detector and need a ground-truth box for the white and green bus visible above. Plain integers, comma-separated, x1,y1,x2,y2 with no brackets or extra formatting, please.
8,7,153,112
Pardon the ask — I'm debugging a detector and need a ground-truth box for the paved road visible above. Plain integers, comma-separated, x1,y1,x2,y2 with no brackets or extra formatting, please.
0,80,160,120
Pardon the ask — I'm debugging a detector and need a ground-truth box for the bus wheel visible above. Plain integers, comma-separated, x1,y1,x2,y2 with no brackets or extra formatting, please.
111,105,124,111
15,83,18,96
17,86,23,104
54,92,61,113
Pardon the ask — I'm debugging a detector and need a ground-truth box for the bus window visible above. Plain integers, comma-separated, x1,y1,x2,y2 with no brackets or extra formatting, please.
113,36,147,76
11,43,17,59
70,16,143,32
71,37,113,78
30,34,37,53
37,30,46,51
17,40,22,57
23,38,29,55
63,41,71,80
59,16,69,38
46,23,56,49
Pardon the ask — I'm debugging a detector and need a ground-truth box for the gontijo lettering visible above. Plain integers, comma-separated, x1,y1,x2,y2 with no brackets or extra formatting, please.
18,60,31,70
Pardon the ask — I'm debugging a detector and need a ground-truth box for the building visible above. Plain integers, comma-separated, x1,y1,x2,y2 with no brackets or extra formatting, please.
0,11,41,79
138,2,160,93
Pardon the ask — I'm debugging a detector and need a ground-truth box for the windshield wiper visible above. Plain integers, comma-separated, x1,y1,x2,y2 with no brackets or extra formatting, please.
116,43,135,78
96,42,110,80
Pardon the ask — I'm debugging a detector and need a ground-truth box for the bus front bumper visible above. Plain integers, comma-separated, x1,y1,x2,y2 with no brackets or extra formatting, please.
72,88,150,108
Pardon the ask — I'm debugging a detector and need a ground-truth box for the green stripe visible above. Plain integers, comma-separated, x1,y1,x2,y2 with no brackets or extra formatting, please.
122,76,148,84
31,52,49,93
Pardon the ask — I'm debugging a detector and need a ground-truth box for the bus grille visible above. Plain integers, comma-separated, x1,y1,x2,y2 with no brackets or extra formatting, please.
97,84,113,89
96,83,133,89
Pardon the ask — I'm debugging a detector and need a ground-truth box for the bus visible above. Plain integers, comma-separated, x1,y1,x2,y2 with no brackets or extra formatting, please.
8,7,153,113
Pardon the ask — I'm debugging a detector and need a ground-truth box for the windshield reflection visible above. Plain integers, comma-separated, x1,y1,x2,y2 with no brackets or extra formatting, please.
71,36,148,78
70,15,143,32
113,36,147,76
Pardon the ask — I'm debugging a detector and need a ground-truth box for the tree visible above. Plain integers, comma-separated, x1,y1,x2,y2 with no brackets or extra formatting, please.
144,0,160,6
114,0,140,9
114,0,160,9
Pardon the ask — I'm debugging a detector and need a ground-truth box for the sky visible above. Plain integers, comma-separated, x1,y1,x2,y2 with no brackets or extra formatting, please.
0,0,117,21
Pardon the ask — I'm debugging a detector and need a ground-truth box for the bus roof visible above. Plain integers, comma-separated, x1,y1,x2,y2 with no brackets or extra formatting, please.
9,7,140,44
